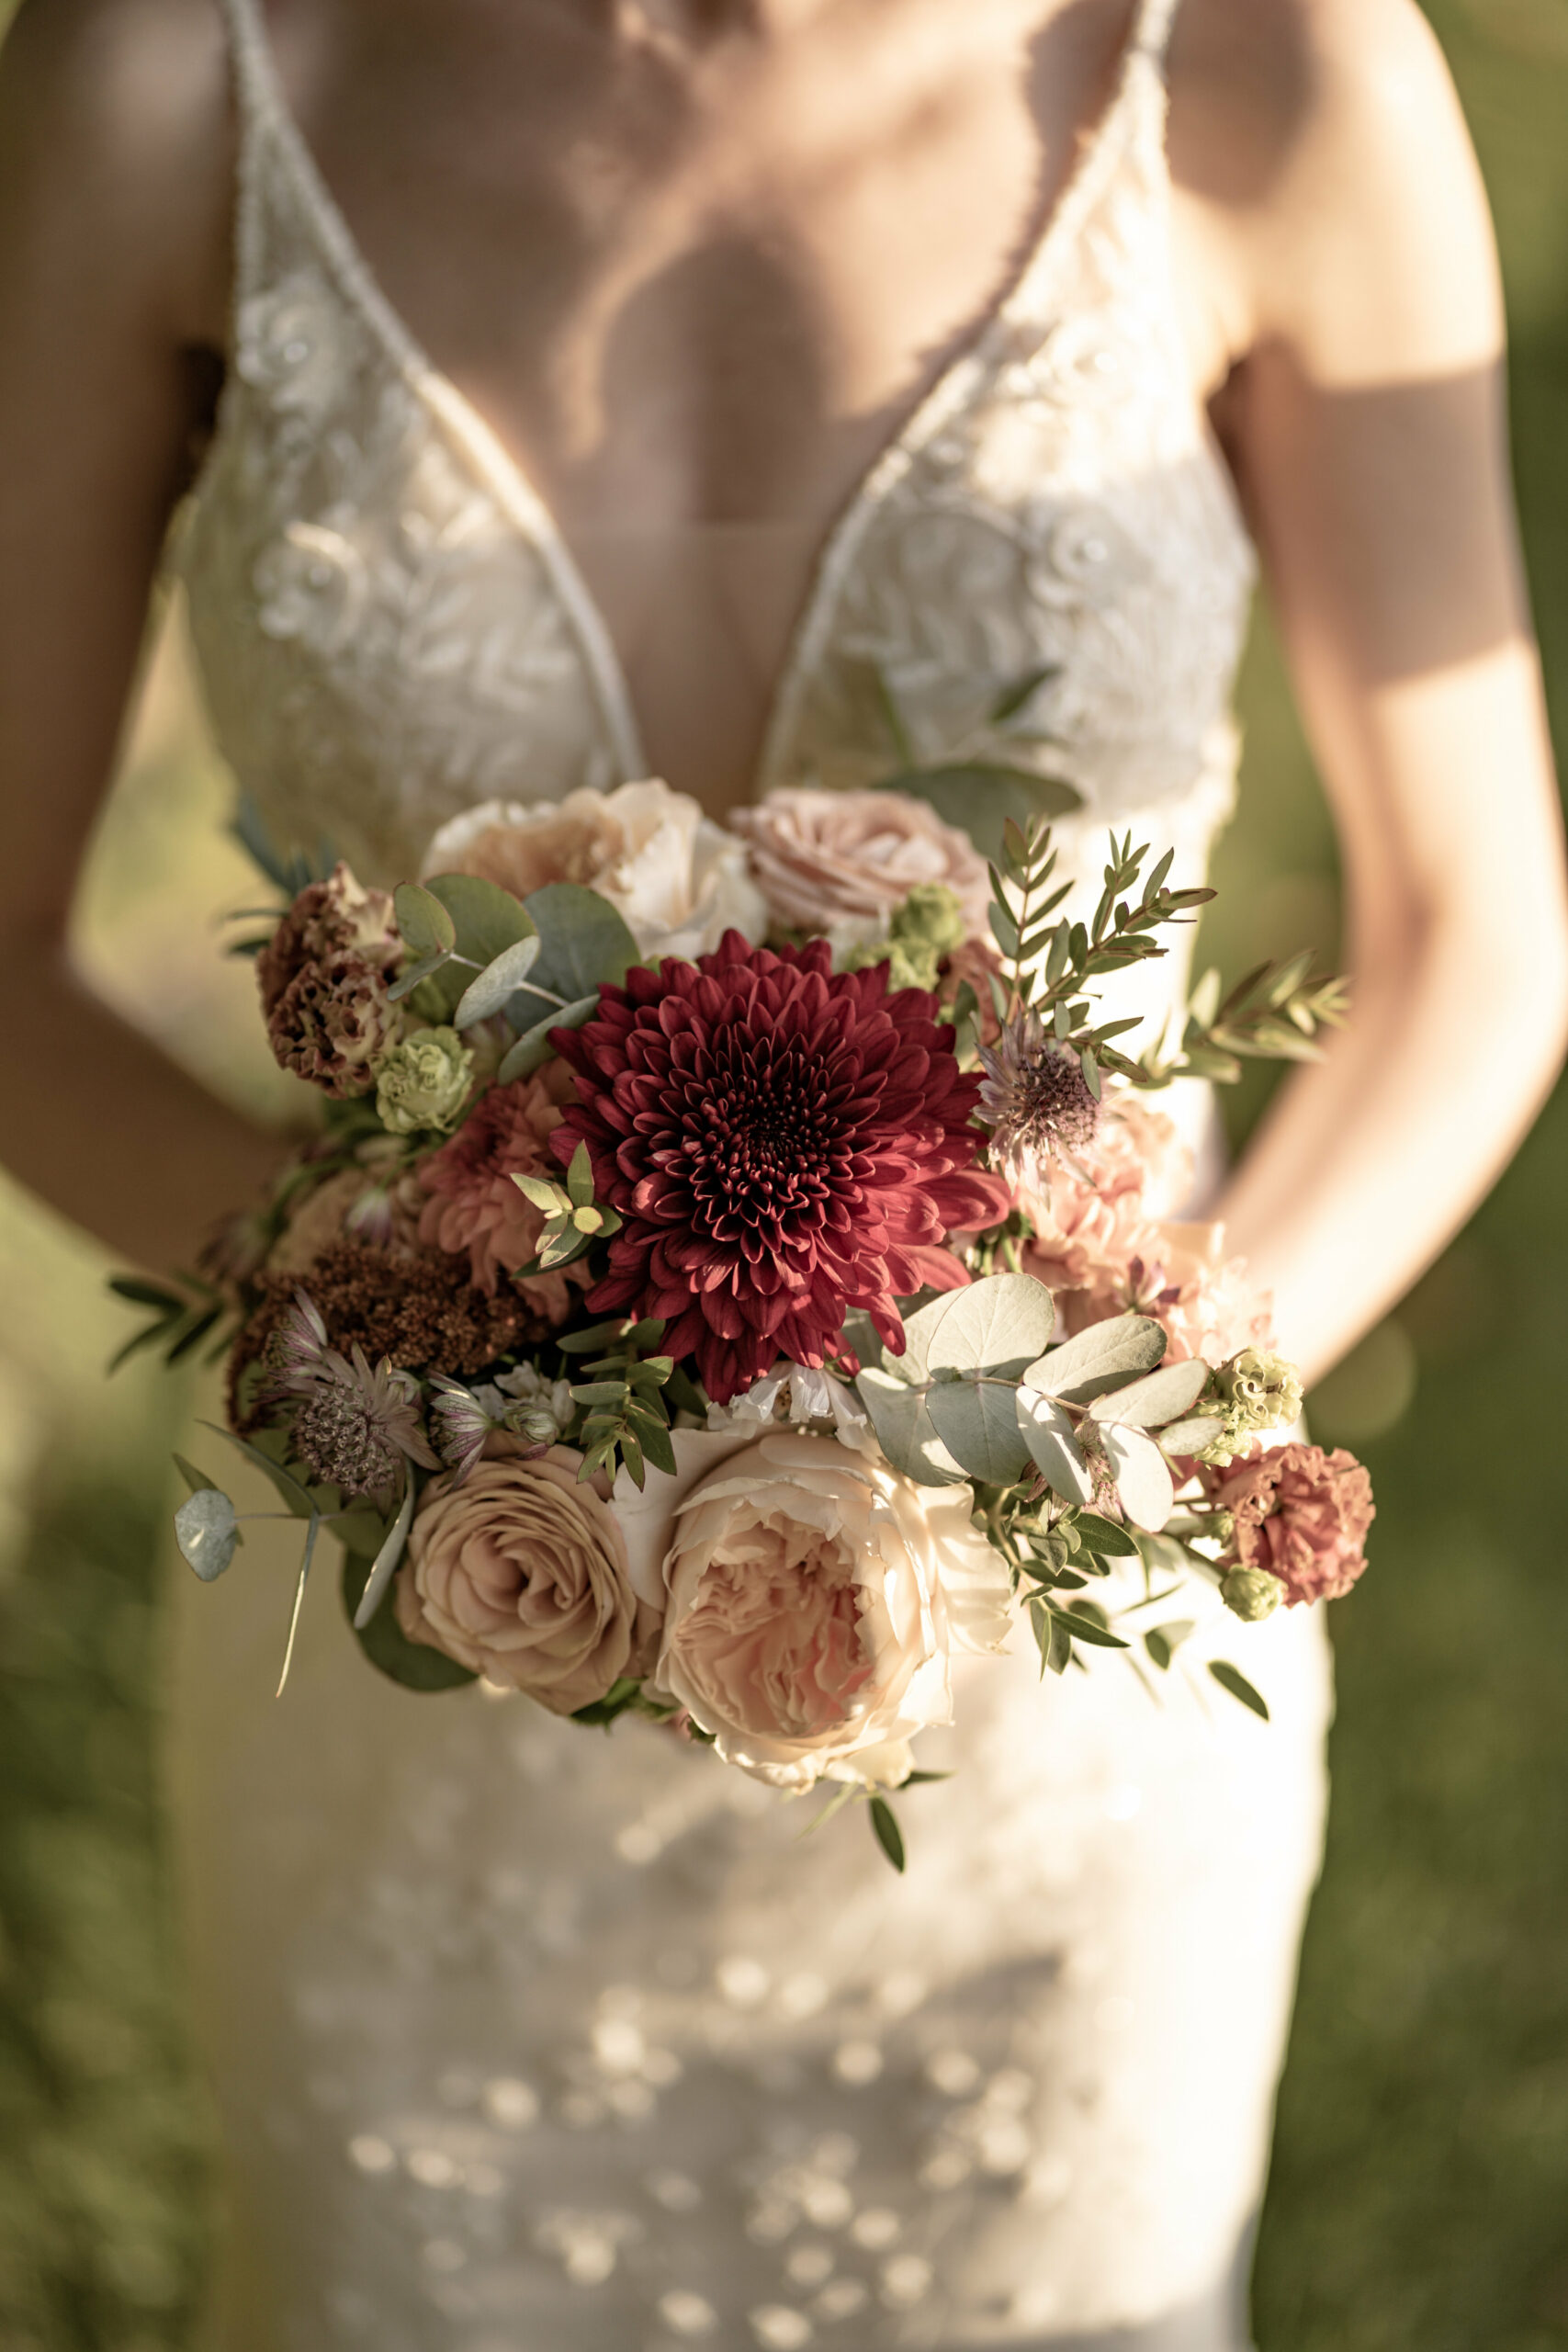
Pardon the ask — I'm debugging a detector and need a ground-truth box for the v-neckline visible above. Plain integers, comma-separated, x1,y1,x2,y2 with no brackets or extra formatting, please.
226,0,1166,798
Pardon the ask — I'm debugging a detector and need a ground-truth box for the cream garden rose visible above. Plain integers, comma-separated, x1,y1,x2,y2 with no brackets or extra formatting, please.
422,778,767,963
394,1436,655,1713
635,1430,1012,1792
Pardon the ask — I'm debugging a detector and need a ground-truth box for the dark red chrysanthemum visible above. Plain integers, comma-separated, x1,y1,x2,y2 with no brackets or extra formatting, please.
550,933,1015,1404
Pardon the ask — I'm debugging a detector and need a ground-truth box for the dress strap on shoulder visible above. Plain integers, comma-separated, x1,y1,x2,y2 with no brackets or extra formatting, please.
213,0,280,127
1130,0,1184,70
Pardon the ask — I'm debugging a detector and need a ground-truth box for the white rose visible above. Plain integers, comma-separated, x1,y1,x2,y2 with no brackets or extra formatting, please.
423,779,768,963
623,1430,1010,1792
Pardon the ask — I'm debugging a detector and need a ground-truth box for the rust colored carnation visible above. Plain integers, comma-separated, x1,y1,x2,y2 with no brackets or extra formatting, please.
550,932,1015,1404
1211,1441,1375,1607
257,863,402,1098
417,1068,587,1318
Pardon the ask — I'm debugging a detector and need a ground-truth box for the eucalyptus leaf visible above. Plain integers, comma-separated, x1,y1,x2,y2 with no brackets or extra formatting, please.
1021,1315,1168,1408
387,946,453,1005
1209,1659,1270,1722
453,932,542,1028
423,872,535,967
1158,1414,1228,1457
1100,1423,1175,1532
901,1273,1055,1382
926,1380,1033,1485
342,1541,477,1692
853,1367,967,1487
508,883,637,1027
1015,1389,1094,1504
175,1488,239,1582
1089,1356,1212,1430
873,764,1083,862
393,881,457,956
495,993,600,1083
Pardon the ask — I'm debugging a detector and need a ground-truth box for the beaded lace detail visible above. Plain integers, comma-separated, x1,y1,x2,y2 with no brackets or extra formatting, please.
164,6,1331,2347
178,0,1254,910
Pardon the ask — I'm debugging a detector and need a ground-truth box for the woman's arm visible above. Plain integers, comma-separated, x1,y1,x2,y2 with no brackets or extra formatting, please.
0,0,286,1268
1172,0,1568,1384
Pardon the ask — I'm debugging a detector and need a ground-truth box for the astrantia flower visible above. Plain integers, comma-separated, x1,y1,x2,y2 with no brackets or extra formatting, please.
265,1294,441,1507
977,1011,1100,1182
550,933,1014,1404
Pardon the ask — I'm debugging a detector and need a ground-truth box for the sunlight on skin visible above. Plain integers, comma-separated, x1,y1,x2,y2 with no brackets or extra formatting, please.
0,0,1562,1375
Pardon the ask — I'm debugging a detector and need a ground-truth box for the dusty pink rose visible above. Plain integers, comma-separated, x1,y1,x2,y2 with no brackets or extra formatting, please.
257,863,402,1098
394,1438,655,1712
1020,1095,1192,1296
729,786,992,939
417,1067,586,1317
649,1431,1011,1791
1211,1442,1375,1606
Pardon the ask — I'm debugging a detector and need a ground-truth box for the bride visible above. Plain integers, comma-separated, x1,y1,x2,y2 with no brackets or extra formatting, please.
1,0,1563,2343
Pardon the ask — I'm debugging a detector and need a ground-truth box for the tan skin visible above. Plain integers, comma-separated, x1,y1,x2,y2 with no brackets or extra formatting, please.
0,0,1563,1378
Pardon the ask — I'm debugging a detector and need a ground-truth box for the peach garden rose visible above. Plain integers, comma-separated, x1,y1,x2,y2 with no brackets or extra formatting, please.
422,778,767,963
641,1430,1012,1792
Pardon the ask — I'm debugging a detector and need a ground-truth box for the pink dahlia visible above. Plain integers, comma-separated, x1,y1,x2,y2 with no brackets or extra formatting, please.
417,1069,587,1319
1211,1441,1375,1607
550,933,1014,1404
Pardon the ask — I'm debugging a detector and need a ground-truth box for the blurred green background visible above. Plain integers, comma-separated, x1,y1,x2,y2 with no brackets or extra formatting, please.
2,2,1567,2345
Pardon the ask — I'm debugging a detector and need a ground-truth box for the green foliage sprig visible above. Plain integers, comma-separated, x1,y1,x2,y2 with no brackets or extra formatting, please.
556,1315,690,1490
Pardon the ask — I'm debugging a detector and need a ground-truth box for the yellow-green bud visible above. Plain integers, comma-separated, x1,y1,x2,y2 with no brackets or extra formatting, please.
375,1026,474,1134
1221,1566,1283,1623
845,883,969,994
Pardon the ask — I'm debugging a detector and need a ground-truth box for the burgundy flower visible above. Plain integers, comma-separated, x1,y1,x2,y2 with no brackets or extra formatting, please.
1211,1441,1375,1607
549,933,1014,1404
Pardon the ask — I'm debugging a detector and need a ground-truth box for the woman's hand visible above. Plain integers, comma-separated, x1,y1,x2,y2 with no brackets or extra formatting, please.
0,0,288,1268
1172,0,1568,1382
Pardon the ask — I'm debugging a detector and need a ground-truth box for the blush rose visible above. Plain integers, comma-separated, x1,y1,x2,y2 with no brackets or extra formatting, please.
644,1430,1012,1791
394,1437,656,1713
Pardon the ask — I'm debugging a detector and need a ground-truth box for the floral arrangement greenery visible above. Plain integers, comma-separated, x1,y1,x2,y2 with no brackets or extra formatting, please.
115,777,1371,1870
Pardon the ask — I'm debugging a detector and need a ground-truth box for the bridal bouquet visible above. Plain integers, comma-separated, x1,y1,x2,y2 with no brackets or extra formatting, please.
118,779,1371,1867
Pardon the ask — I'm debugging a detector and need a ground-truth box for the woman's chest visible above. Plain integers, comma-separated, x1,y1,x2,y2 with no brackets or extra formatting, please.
259,0,1190,536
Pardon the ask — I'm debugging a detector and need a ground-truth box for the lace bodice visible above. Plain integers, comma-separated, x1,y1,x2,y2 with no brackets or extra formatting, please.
176,0,1255,905
161,10,1333,2350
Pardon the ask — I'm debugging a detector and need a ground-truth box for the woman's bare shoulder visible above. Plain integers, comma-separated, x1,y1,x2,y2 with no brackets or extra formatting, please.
1168,0,1499,376
0,0,232,344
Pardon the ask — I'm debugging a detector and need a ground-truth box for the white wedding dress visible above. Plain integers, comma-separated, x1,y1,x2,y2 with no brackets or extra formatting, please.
163,0,1334,2344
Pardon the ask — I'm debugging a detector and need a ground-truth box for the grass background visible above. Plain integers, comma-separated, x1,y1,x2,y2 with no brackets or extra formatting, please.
1,1,1567,2343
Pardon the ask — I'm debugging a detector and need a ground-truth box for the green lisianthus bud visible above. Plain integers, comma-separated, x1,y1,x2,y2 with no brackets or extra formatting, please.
375,1026,474,1134
1221,1566,1284,1623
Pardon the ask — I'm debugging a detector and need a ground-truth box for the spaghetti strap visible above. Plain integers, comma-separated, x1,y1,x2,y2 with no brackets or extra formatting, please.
1132,0,1185,69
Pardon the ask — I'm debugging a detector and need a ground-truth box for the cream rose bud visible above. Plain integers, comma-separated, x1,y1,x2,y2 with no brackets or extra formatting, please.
394,1437,657,1713
648,1431,1012,1792
422,779,768,964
